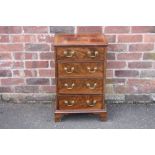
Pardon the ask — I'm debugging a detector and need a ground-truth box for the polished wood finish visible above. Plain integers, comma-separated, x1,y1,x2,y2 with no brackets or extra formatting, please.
54,34,108,46
56,47,106,61
58,78,103,94
54,34,108,122
58,95,104,110
58,62,104,78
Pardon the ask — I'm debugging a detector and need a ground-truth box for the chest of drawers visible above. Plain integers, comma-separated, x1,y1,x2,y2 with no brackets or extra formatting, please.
54,34,108,122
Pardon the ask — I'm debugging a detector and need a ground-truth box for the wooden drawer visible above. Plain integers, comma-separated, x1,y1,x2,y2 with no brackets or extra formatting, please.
54,34,108,122
58,95,104,110
58,62,104,78
56,47,106,61
58,78,103,94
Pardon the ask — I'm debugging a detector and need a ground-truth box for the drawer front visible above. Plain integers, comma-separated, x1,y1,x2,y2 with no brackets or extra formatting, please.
58,62,104,78
58,95,104,110
56,47,106,61
58,78,103,94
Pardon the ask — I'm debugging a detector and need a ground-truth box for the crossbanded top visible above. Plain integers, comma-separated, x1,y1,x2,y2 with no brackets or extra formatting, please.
54,34,108,46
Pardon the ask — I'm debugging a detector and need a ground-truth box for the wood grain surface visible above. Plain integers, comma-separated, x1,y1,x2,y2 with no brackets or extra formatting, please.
54,34,108,122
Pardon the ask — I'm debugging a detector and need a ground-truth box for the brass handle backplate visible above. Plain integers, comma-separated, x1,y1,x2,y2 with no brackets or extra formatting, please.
86,100,97,107
87,67,97,73
64,100,75,106
86,83,97,89
87,51,98,58
64,83,75,89
64,67,75,73
64,50,75,58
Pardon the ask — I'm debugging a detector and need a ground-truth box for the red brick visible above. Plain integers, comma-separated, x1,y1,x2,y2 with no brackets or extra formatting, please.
105,85,114,94
25,43,50,51
51,78,55,85
128,62,152,69
107,61,126,69
39,86,56,93
25,53,38,59
114,84,151,94
50,61,55,68
118,35,142,43
104,26,130,33
0,35,9,42
144,35,155,42
0,61,12,68
114,85,131,94
117,53,142,60
13,70,22,77
25,61,49,68
13,70,37,77
105,35,116,43
40,52,54,60
132,26,155,33
51,45,54,51
141,70,155,77
108,44,127,52
12,62,24,69
129,44,154,51
152,62,155,69
23,26,48,33
11,35,36,42
77,26,102,33
24,70,38,77
0,87,12,93
143,53,155,60
127,79,150,85
106,70,113,77
107,53,115,60
37,35,53,43
0,44,23,51
0,26,22,34
0,53,12,60
39,69,55,77
26,78,50,85
115,70,139,77
14,52,38,60
126,79,155,93
1,78,24,85
0,70,12,77
14,52,25,60
50,26,74,34
106,78,126,84
15,86,39,93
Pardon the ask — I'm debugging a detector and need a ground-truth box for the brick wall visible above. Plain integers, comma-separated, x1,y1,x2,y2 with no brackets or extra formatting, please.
0,26,155,103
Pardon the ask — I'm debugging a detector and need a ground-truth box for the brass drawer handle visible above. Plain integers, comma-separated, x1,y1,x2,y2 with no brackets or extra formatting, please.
86,100,97,107
64,100,75,106
64,67,75,73
87,67,97,73
87,51,98,58
86,83,97,89
64,50,75,57
64,83,75,89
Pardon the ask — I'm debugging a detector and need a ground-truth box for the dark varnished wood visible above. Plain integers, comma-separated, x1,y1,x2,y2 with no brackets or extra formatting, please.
56,47,106,61
54,34,108,122
58,62,104,78
55,109,107,122
54,34,108,46
58,78,103,94
58,95,104,110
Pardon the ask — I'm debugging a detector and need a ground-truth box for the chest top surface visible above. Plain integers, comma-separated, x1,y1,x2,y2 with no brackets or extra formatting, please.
54,34,108,46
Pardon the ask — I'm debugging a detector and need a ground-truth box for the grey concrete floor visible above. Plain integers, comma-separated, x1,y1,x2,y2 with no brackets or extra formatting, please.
0,103,155,129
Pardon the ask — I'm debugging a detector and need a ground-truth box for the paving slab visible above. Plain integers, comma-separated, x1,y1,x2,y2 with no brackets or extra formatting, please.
0,103,154,129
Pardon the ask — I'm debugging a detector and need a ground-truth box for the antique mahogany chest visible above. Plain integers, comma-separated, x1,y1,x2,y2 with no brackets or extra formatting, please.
54,34,108,122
